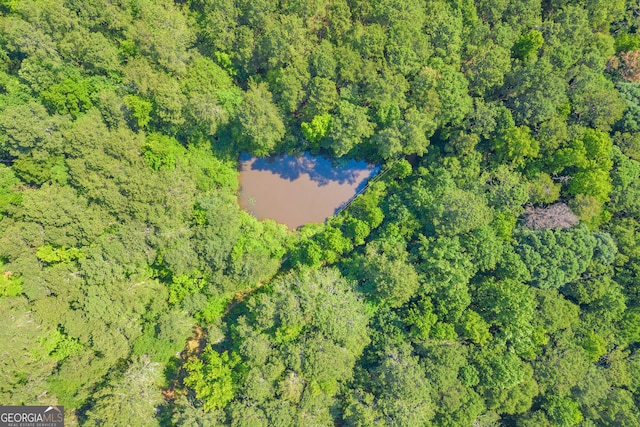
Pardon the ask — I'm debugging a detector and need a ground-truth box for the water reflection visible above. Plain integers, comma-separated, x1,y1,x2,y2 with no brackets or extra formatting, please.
243,153,364,187
238,153,378,229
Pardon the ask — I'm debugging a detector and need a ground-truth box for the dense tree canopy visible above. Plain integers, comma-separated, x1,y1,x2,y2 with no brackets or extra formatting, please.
0,0,639,425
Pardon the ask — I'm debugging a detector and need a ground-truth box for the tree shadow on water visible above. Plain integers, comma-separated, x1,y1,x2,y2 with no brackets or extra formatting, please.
241,152,375,186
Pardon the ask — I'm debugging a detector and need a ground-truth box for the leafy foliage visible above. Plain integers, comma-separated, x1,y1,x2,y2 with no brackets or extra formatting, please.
0,0,639,426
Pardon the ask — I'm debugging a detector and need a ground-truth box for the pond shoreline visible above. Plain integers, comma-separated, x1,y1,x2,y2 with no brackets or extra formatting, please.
238,153,379,229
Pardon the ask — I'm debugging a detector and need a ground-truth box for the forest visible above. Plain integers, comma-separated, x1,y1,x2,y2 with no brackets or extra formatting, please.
0,0,639,425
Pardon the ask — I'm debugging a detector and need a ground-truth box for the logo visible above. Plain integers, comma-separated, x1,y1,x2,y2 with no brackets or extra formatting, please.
0,406,64,427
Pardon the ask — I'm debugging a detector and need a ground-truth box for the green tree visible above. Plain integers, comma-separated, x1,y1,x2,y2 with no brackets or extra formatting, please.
0,296,57,405
324,101,375,157
234,81,285,156
84,356,165,427
124,94,153,129
569,66,625,131
459,310,491,346
513,30,544,62
528,173,561,204
542,396,583,426
485,165,529,214
352,239,420,308
41,76,93,118
415,235,474,322
302,76,338,120
492,126,540,166
344,345,435,426
125,0,195,74
474,278,539,357
473,347,539,414
301,113,332,146
0,164,21,214
515,228,596,290
568,168,612,203
184,348,238,411
503,59,569,126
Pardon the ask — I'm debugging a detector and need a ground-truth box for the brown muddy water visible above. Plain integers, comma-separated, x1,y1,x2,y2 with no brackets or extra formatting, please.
238,153,379,229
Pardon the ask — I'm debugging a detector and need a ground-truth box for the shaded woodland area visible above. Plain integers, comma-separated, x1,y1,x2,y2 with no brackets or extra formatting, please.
0,0,639,425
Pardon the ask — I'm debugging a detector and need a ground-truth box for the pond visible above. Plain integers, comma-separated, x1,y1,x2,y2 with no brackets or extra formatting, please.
238,153,379,229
